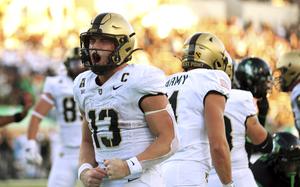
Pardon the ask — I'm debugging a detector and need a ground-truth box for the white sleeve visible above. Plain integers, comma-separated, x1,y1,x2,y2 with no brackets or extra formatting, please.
193,70,231,100
242,91,257,117
73,74,84,112
43,77,55,94
133,66,179,169
136,65,166,98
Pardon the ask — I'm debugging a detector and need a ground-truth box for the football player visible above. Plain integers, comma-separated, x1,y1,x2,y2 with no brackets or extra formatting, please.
25,47,87,187
235,57,272,126
275,51,300,137
251,132,300,187
73,12,178,187
161,32,234,187
235,57,273,162
207,57,273,187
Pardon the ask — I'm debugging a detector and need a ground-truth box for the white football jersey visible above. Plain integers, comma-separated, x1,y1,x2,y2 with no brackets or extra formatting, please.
164,69,231,164
43,75,82,148
208,89,257,186
73,64,166,167
223,89,257,169
291,83,300,131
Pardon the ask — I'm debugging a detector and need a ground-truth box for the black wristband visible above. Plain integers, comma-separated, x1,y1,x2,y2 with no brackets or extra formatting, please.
254,132,273,154
14,112,23,122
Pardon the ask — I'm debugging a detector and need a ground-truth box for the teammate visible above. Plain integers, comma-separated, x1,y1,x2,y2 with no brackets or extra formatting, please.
235,57,273,162
207,57,273,187
275,51,300,137
73,12,178,187
25,47,86,187
161,32,233,187
251,132,300,187
0,92,33,127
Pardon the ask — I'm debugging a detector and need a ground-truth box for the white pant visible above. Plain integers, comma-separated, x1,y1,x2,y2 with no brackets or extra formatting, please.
162,160,210,187
100,165,165,187
207,168,257,187
47,147,80,187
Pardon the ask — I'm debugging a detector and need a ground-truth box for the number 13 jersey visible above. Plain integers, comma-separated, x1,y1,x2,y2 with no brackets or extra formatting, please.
73,64,166,166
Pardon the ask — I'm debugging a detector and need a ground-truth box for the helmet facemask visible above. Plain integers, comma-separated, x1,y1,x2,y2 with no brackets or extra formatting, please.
253,73,273,98
275,67,290,92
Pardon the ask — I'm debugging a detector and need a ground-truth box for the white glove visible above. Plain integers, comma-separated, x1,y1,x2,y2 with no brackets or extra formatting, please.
25,139,42,165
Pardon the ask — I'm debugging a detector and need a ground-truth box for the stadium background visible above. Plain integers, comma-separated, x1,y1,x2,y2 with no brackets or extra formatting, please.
0,0,299,186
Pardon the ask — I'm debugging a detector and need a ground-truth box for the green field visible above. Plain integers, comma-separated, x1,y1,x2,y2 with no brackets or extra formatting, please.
0,179,83,187
0,179,46,187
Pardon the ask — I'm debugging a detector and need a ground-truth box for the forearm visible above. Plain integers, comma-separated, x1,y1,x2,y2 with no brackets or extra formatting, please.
27,117,42,139
137,135,173,162
0,115,15,127
0,111,28,127
79,140,97,167
27,98,53,139
211,142,232,184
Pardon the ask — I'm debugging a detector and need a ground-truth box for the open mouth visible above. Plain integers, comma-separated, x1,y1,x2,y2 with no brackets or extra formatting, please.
92,52,101,63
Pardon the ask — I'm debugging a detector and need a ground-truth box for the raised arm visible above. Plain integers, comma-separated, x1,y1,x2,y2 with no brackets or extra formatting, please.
25,93,53,165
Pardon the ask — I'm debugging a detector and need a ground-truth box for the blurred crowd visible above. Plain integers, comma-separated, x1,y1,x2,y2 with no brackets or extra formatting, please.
0,10,299,179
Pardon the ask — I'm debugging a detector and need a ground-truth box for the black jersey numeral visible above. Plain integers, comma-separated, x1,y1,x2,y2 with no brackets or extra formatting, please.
88,109,121,148
168,91,179,121
224,115,233,151
62,97,77,122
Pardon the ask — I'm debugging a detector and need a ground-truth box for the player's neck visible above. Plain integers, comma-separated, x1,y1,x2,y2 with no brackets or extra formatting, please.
97,64,128,84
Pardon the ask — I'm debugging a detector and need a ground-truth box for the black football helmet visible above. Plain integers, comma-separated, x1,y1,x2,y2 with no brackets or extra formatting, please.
235,57,272,98
80,13,136,75
272,132,300,177
64,47,87,79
